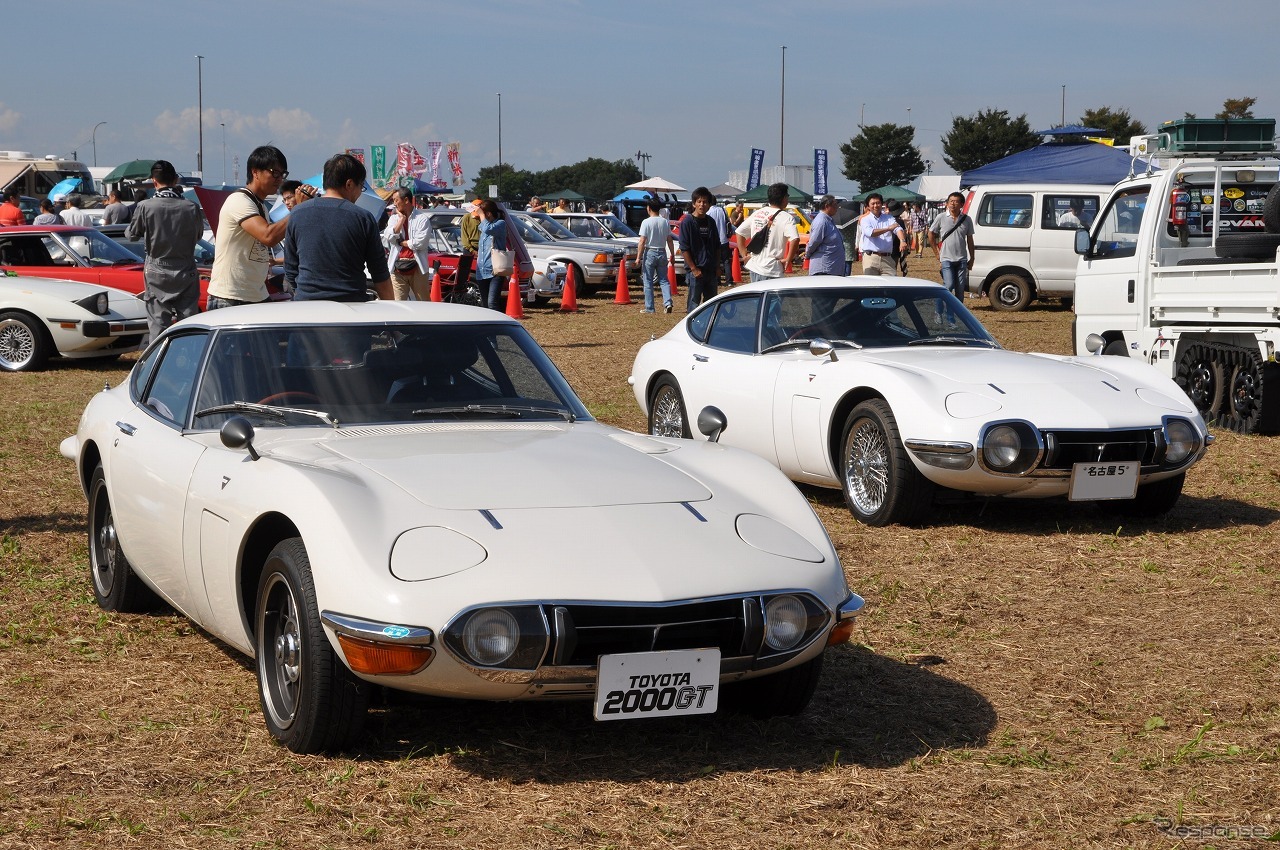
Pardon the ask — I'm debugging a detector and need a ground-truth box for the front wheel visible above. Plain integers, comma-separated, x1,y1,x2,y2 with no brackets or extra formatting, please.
987,274,1033,312
0,311,51,372
88,465,160,612
840,400,934,526
721,655,823,718
255,538,368,754
648,376,692,438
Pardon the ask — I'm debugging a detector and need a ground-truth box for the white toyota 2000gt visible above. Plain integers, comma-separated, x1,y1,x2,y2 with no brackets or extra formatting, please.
629,276,1211,526
60,301,862,753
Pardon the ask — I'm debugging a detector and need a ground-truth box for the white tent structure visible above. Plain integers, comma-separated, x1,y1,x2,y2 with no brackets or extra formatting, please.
626,177,686,193
916,175,962,202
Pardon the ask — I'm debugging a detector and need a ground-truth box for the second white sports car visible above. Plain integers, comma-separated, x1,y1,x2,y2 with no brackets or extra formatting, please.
630,276,1212,526
0,273,148,371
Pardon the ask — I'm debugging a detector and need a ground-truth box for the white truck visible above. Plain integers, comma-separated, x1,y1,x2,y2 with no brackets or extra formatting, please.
1072,118,1280,434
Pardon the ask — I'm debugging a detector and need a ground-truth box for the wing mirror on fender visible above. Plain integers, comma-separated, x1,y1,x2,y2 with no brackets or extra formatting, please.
1084,333,1106,355
697,406,727,443
220,416,260,460
810,339,838,361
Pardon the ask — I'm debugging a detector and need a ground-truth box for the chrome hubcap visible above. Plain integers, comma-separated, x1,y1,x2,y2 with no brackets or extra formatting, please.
845,420,889,515
651,388,685,437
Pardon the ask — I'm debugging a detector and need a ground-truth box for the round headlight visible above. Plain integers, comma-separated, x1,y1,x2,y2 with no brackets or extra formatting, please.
95,292,109,314
764,595,807,652
1164,419,1198,465
462,608,519,666
982,424,1023,469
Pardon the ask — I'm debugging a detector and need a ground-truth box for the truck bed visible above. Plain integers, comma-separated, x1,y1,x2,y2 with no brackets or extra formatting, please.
1149,251,1280,324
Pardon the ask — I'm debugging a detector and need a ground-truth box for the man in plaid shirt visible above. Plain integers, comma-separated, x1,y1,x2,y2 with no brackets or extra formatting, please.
908,202,929,257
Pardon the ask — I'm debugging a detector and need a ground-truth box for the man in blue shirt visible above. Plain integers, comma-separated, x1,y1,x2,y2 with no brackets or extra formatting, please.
804,195,845,276
857,193,906,276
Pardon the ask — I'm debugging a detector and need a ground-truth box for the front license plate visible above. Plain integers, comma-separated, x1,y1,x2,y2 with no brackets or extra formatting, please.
1069,460,1139,500
594,648,720,721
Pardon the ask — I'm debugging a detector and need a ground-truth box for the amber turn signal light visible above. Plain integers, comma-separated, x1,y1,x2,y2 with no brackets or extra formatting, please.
336,634,434,675
826,619,857,647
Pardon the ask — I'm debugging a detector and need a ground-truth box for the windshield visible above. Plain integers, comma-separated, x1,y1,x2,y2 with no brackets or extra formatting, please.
599,215,638,237
509,214,552,243
55,230,143,266
192,322,591,428
757,286,998,351
528,212,577,239
1091,187,1149,260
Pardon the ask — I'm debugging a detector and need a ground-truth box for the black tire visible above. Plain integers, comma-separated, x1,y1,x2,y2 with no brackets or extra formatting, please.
1103,340,1129,357
987,273,1033,312
1114,473,1184,517
0,310,51,372
839,400,934,526
1264,183,1280,233
1221,348,1280,434
648,376,692,439
567,264,594,296
255,538,368,754
444,283,482,308
1214,232,1280,259
1174,345,1226,423
722,654,824,718
88,465,160,613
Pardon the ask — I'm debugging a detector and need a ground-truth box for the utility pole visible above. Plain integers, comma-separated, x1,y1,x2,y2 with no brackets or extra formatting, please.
633,150,651,178
779,45,786,167
196,55,205,176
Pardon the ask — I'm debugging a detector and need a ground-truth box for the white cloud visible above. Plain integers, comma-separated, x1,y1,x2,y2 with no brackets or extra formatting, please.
0,103,20,133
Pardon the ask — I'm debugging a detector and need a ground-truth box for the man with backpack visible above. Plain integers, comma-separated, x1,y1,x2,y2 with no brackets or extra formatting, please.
207,144,291,309
734,182,799,282
929,191,976,300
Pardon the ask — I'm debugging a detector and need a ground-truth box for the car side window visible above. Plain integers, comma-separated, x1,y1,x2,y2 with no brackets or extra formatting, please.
1042,195,1099,230
705,296,762,354
687,304,713,342
140,333,209,425
978,194,1033,228
1090,187,1150,260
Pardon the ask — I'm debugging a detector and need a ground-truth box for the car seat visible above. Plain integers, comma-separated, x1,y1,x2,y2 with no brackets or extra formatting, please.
385,336,481,405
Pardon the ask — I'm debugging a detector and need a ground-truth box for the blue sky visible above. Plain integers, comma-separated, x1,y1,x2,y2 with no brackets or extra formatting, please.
6,0,1280,196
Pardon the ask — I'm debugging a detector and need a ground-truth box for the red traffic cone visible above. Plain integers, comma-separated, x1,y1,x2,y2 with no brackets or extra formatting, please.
667,256,679,297
504,274,525,319
802,255,810,272
731,245,743,283
429,267,443,302
560,263,579,312
614,256,632,304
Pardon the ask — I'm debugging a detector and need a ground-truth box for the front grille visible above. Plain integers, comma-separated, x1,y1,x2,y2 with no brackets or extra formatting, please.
1041,428,1158,470
547,599,758,666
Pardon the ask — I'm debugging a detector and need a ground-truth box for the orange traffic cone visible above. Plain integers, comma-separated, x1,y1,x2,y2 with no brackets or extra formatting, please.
614,256,632,304
560,264,579,312
429,265,443,302
802,255,810,272
667,257,679,297
731,245,743,283
505,275,525,319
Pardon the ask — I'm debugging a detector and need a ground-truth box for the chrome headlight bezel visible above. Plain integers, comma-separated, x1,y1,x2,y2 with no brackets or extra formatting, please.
442,605,548,670
977,420,1043,476
1162,416,1201,467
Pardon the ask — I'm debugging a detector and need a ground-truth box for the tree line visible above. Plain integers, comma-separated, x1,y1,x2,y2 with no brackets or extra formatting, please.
840,97,1259,190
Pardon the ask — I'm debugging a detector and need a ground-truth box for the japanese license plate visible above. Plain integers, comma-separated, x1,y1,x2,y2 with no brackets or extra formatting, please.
594,648,720,721
1069,460,1139,500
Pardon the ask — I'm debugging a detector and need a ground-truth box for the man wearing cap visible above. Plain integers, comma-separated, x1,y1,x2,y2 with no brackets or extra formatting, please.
126,160,205,339
857,193,905,276
804,195,845,276
207,144,290,309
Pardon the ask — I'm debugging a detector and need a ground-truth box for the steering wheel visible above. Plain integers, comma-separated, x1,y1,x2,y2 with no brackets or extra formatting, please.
258,391,320,405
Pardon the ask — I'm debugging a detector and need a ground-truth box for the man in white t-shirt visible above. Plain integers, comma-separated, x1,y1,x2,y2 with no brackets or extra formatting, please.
207,144,290,309
733,183,799,281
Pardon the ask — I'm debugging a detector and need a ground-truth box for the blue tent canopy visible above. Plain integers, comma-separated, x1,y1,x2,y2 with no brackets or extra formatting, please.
47,177,82,201
959,142,1147,188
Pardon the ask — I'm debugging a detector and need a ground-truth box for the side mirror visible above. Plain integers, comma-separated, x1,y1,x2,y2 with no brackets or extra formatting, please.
1074,228,1091,256
220,416,260,460
1084,333,1106,355
697,406,727,443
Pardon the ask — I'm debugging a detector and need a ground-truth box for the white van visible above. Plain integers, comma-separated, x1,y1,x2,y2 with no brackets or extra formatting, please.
962,183,1111,310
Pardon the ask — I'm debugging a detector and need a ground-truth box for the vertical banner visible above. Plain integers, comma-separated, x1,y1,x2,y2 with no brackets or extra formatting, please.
371,146,387,189
427,141,443,187
814,148,828,197
397,143,426,178
345,147,366,166
747,148,765,191
447,142,464,186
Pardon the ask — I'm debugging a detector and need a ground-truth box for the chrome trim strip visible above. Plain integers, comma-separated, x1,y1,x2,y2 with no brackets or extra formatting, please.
905,439,973,454
837,592,866,621
321,612,435,646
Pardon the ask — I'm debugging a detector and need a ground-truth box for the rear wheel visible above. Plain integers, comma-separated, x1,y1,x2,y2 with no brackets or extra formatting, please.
987,273,1033,312
255,538,368,754
648,377,691,439
722,655,824,718
1174,345,1226,423
0,311,51,372
1221,348,1280,434
88,465,160,612
839,400,934,526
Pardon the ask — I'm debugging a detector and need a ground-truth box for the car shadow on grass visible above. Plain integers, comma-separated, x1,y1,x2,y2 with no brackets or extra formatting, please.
355,643,995,780
1,512,89,535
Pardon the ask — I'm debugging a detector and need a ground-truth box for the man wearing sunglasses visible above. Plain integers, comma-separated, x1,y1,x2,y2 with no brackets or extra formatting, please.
207,144,291,310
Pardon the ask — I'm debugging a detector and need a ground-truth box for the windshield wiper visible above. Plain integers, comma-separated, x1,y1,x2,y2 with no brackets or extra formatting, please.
907,336,996,347
760,339,811,354
193,401,339,427
411,403,575,422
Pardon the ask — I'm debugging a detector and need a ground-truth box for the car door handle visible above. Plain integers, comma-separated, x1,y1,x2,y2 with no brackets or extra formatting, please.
1127,279,1134,303
693,354,709,363
115,421,136,436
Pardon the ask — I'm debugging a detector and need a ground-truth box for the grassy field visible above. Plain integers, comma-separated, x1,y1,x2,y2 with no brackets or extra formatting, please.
2,267,1278,849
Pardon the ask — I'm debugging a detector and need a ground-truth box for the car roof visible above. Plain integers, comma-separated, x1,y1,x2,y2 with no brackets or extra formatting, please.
0,225,98,235
166,299,522,332
707,274,946,297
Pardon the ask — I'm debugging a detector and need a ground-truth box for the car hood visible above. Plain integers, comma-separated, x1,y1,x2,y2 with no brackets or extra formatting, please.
291,423,712,510
0,276,111,300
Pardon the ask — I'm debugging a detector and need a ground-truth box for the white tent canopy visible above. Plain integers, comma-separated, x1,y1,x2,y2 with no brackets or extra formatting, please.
916,175,961,203
626,177,686,193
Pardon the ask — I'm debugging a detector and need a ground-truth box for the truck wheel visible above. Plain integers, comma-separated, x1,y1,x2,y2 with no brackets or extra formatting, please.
1174,345,1226,423
1221,348,1280,434
1114,473,1185,517
1264,183,1280,233
987,274,1033,312
1214,233,1280,259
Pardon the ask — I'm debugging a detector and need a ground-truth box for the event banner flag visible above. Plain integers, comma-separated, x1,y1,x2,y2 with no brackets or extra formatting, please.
746,148,765,191
371,146,387,188
447,143,464,186
397,143,426,178
427,141,443,187
345,148,366,166
814,148,828,196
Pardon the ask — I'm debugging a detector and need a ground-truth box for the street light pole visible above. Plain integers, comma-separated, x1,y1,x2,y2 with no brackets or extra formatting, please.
196,55,205,176
1061,84,1066,126
496,92,502,169
220,123,226,184
779,45,786,168
91,121,107,167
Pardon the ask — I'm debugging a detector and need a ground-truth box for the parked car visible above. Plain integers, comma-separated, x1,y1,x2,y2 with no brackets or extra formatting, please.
630,276,1212,526
61,301,863,753
418,221,554,305
0,225,217,308
0,274,148,371
97,223,216,267
546,210,683,274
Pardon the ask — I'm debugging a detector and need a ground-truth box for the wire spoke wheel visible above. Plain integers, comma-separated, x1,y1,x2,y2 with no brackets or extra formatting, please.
844,417,891,515
0,313,46,371
649,378,690,438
